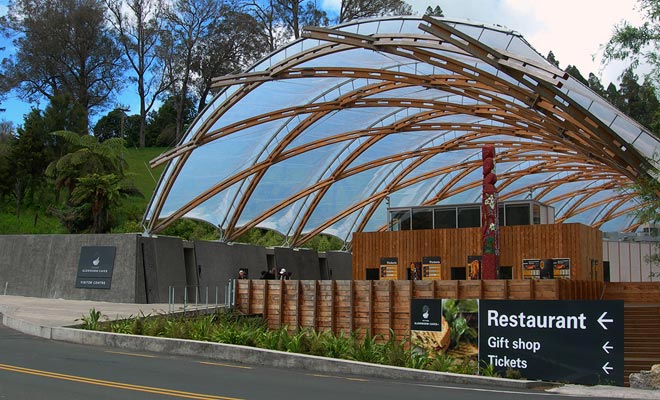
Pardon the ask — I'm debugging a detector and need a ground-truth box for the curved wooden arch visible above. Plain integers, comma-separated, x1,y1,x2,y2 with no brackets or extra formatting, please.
143,17,656,243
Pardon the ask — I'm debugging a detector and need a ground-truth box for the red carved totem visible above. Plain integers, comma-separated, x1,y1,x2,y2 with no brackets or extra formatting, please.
481,146,499,279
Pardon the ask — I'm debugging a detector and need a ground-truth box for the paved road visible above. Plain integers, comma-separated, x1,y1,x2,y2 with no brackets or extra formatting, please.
0,324,618,400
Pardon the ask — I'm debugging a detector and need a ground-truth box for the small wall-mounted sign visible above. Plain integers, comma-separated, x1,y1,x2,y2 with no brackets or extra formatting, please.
379,257,398,280
75,246,116,289
422,256,442,280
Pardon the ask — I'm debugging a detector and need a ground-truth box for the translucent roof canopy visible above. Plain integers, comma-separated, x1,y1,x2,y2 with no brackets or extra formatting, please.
144,16,659,247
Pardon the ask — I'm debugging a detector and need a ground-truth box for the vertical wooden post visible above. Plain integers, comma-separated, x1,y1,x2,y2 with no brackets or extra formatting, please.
330,280,336,335
455,280,460,299
388,280,394,334
295,280,301,331
349,280,355,334
530,279,535,300
479,280,484,299
407,281,413,336
278,280,284,328
262,281,269,321
313,281,319,331
368,281,374,336
245,280,252,314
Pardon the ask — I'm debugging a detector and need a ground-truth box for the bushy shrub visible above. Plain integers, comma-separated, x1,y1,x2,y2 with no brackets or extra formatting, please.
90,309,481,376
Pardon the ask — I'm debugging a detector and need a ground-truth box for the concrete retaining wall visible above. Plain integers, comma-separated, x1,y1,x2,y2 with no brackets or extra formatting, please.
0,234,139,302
0,234,353,304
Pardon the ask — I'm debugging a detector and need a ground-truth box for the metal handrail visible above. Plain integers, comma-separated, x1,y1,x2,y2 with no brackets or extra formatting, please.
167,285,220,313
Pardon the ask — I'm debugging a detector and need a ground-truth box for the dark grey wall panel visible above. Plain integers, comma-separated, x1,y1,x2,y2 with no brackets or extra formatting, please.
325,251,353,280
194,241,268,301
138,236,187,303
273,247,321,280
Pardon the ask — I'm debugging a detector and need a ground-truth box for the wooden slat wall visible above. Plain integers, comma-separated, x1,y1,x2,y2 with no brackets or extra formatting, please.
352,223,603,280
603,282,660,303
235,279,604,338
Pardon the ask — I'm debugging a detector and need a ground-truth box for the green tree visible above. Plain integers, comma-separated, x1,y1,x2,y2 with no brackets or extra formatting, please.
628,164,660,277
339,0,412,23
621,71,660,133
565,65,589,86
0,122,15,200
106,0,171,148
161,0,222,142
9,109,56,216
546,50,560,67
93,108,139,145
274,0,328,40
424,5,443,17
588,73,607,97
0,0,124,132
145,95,195,146
60,173,142,233
603,0,660,77
45,130,125,204
605,82,622,109
191,4,270,111
602,0,660,137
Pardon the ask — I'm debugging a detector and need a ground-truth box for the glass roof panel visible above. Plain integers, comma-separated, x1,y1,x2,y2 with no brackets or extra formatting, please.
609,115,644,145
248,197,307,234
632,132,660,160
305,171,381,228
145,16,657,241
477,27,513,51
184,183,241,227
504,36,546,63
320,209,363,241
238,147,340,223
374,18,406,34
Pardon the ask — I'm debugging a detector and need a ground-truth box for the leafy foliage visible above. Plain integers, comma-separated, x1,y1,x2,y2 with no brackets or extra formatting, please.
339,0,412,23
88,309,482,376
627,161,660,276
0,0,124,132
77,308,105,330
424,5,443,17
159,219,221,241
44,130,144,233
55,173,142,233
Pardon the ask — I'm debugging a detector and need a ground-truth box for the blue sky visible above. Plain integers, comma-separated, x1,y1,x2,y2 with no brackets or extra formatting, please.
0,0,644,128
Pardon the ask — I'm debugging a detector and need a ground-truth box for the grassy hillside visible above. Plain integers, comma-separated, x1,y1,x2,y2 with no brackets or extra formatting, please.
0,147,169,234
121,147,169,216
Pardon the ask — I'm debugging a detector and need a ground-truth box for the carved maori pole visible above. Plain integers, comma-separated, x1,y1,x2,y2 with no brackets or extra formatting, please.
481,146,499,279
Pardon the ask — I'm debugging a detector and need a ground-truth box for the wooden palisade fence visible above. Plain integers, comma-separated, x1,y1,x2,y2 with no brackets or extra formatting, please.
235,279,660,386
234,279,605,339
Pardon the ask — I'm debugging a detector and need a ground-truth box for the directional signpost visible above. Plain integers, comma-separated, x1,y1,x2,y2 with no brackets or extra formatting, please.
479,300,624,385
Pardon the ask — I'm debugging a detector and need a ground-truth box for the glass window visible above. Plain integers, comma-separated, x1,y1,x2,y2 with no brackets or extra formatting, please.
505,204,531,226
412,209,433,230
434,208,457,229
498,205,505,226
390,210,411,231
458,207,480,228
